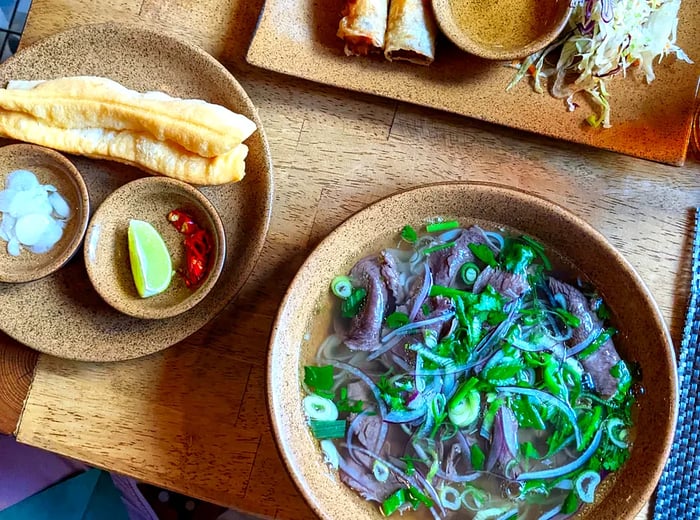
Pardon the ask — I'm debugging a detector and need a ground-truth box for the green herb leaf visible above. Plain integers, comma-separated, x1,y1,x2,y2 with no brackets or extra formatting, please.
469,243,498,267
471,444,486,470
309,419,346,439
501,242,536,274
520,441,540,460
401,225,418,244
304,365,335,397
386,311,410,329
341,287,367,318
407,487,434,509
562,490,580,514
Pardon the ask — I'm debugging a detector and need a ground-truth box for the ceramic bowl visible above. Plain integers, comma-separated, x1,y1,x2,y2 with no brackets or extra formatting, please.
84,176,226,320
432,0,573,60
0,144,90,283
268,182,677,520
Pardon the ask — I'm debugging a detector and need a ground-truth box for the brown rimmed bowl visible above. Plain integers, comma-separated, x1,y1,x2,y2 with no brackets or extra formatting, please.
83,176,226,320
0,143,90,283
268,182,677,520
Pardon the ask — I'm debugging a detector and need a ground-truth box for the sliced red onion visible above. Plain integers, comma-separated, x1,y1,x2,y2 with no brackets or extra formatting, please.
366,334,404,361
485,406,519,472
381,312,454,344
385,406,427,424
600,0,613,23
346,411,371,463
409,264,433,321
538,504,563,520
575,470,601,503
496,508,518,520
498,386,582,449
412,469,446,517
517,428,603,481
568,327,602,357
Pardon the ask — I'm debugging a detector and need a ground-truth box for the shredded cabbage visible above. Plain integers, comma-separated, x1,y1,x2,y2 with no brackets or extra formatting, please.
508,0,693,128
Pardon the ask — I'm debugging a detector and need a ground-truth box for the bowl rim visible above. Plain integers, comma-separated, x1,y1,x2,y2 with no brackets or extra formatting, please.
0,143,90,284
431,0,574,61
83,175,227,320
267,180,678,520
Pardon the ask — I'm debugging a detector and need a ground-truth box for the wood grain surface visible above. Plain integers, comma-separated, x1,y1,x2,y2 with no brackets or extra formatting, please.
0,0,698,519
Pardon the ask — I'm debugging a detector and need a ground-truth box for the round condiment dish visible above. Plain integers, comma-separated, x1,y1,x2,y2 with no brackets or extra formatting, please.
0,143,90,283
83,176,226,320
268,182,677,520
432,0,573,60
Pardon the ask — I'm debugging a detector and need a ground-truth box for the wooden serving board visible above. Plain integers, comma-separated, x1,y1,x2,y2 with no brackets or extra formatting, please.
248,0,700,166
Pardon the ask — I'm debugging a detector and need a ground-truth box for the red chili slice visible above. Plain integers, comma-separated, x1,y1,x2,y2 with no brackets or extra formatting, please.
167,209,213,289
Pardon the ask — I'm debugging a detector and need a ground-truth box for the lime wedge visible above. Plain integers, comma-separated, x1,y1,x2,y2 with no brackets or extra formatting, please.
128,219,172,298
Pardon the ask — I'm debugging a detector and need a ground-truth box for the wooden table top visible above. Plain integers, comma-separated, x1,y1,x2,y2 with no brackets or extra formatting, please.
0,0,698,518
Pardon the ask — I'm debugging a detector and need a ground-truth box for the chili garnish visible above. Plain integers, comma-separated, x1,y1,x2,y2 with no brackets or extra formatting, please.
167,209,213,289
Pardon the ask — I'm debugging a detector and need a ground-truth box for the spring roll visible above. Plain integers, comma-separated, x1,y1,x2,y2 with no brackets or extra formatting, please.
384,0,437,65
337,0,389,56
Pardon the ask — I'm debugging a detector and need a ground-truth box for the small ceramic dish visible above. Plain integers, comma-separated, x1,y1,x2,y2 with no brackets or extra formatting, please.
432,0,573,60
268,182,677,520
0,143,90,283
83,176,226,320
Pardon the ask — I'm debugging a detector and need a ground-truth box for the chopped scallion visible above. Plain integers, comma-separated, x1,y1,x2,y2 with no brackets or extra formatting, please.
309,419,346,439
459,262,481,286
330,275,353,299
426,220,459,233
471,444,485,470
382,488,406,516
423,241,456,255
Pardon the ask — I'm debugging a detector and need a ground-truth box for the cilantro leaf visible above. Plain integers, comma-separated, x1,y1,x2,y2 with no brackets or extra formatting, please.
469,243,498,267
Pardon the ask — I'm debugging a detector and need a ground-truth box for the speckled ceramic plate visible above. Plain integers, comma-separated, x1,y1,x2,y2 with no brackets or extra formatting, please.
268,182,677,519
247,0,700,165
0,23,273,361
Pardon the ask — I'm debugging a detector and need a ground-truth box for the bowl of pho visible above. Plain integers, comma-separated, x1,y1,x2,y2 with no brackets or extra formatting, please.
268,182,677,520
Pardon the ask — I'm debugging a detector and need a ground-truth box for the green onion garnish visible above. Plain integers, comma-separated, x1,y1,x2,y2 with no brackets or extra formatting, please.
459,261,480,286
401,225,418,244
382,489,406,516
423,241,455,255
426,220,459,233
407,486,433,509
309,419,346,439
386,311,409,329
341,287,367,318
429,285,472,299
330,275,353,299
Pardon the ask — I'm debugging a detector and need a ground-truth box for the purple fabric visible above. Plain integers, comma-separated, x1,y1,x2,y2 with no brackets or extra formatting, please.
0,435,157,520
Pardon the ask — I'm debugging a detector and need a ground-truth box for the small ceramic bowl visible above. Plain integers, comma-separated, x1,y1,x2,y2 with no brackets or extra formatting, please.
0,143,90,283
268,182,677,520
83,176,226,320
432,0,573,60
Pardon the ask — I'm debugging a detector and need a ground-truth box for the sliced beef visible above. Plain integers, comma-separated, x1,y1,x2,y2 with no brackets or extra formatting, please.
473,266,530,300
339,456,400,503
346,256,389,351
380,250,404,308
414,296,454,341
429,226,493,287
548,278,621,398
